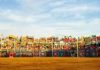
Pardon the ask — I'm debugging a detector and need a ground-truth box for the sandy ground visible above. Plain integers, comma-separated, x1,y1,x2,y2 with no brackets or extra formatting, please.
0,57,100,70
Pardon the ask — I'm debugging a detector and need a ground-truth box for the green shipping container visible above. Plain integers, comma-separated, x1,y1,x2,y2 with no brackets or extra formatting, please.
58,50,64,57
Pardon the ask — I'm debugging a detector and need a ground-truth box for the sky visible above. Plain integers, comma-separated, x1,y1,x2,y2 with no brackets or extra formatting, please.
0,0,100,38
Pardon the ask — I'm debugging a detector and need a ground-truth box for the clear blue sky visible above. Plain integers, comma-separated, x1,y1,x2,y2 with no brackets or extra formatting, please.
0,0,100,37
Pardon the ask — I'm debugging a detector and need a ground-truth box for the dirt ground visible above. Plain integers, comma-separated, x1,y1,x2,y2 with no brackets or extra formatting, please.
0,57,100,70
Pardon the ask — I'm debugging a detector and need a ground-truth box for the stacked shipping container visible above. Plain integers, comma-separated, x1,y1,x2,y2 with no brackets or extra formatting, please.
0,35,100,57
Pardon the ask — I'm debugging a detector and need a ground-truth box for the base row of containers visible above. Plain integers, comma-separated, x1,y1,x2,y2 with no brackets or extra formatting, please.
0,47,100,57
